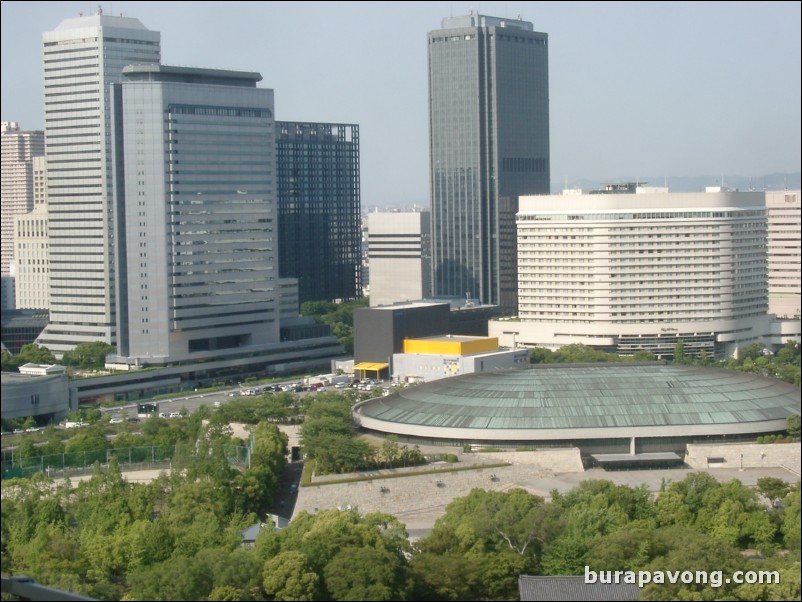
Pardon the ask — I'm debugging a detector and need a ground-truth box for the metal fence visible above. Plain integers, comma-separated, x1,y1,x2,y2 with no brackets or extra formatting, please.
1,444,250,480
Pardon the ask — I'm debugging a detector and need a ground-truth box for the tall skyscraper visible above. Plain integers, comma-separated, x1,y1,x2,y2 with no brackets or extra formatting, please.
112,65,279,364
276,122,362,304
428,13,550,312
37,12,160,356
1,122,44,310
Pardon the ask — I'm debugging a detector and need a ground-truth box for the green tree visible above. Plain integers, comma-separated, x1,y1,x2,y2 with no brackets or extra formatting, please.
250,422,288,474
123,518,174,572
540,533,588,575
313,434,374,474
552,344,618,363
408,553,484,601
21,343,57,364
263,550,320,601
300,300,337,317
300,298,367,355
734,559,801,601
787,414,801,438
64,427,107,456
665,471,720,518
738,343,767,362
379,435,401,466
126,550,217,601
529,347,554,364
781,483,801,549
692,478,777,548
654,489,694,527
17,437,38,461
419,489,561,596
208,546,265,599
207,585,243,601
324,545,408,601
673,339,689,364
38,426,65,457
774,341,800,366
16,522,89,596
1,349,15,372
639,528,746,601
60,342,115,369
757,477,791,507
231,422,287,514
697,349,713,365
583,526,654,571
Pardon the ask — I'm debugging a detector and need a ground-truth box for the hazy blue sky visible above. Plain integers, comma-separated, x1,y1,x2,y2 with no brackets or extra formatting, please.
2,1,800,206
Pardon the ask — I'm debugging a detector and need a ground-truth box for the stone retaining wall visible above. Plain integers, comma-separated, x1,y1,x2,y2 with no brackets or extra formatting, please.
686,442,800,475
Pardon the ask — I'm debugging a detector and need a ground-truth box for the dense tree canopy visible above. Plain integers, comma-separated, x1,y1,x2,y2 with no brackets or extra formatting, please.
1,343,56,372
2,416,799,602
528,340,801,386
60,342,116,369
300,297,368,355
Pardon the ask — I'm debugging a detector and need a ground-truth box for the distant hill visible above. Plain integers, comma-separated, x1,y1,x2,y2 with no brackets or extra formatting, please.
554,172,801,194
365,172,801,212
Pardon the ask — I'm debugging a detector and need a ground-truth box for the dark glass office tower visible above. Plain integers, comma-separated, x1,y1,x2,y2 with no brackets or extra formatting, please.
428,13,549,312
276,122,362,304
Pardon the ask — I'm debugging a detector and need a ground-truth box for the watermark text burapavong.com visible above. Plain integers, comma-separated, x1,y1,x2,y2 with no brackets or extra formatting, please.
585,566,780,589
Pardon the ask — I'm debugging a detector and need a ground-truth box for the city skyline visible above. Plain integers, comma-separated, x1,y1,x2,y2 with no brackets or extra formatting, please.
2,1,800,207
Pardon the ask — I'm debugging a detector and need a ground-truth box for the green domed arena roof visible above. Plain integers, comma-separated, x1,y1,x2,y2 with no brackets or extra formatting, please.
354,363,800,442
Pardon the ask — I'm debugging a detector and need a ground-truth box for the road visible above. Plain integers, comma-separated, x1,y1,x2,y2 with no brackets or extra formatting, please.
100,380,335,420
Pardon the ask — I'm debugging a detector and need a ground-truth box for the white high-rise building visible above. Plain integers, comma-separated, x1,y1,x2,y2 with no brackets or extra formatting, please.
14,156,49,310
1,122,44,310
367,211,431,307
36,12,160,356
766,190,801,320
490,186,770,358
112,65,279,364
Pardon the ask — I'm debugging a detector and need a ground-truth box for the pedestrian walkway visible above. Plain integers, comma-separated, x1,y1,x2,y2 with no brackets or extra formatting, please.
292,445,800,535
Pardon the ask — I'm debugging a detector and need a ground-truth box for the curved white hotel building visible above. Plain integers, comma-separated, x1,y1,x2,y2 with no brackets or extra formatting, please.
490,186,771,358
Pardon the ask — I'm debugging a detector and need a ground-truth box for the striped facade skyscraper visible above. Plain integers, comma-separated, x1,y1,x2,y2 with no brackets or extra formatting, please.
36,12,160,356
